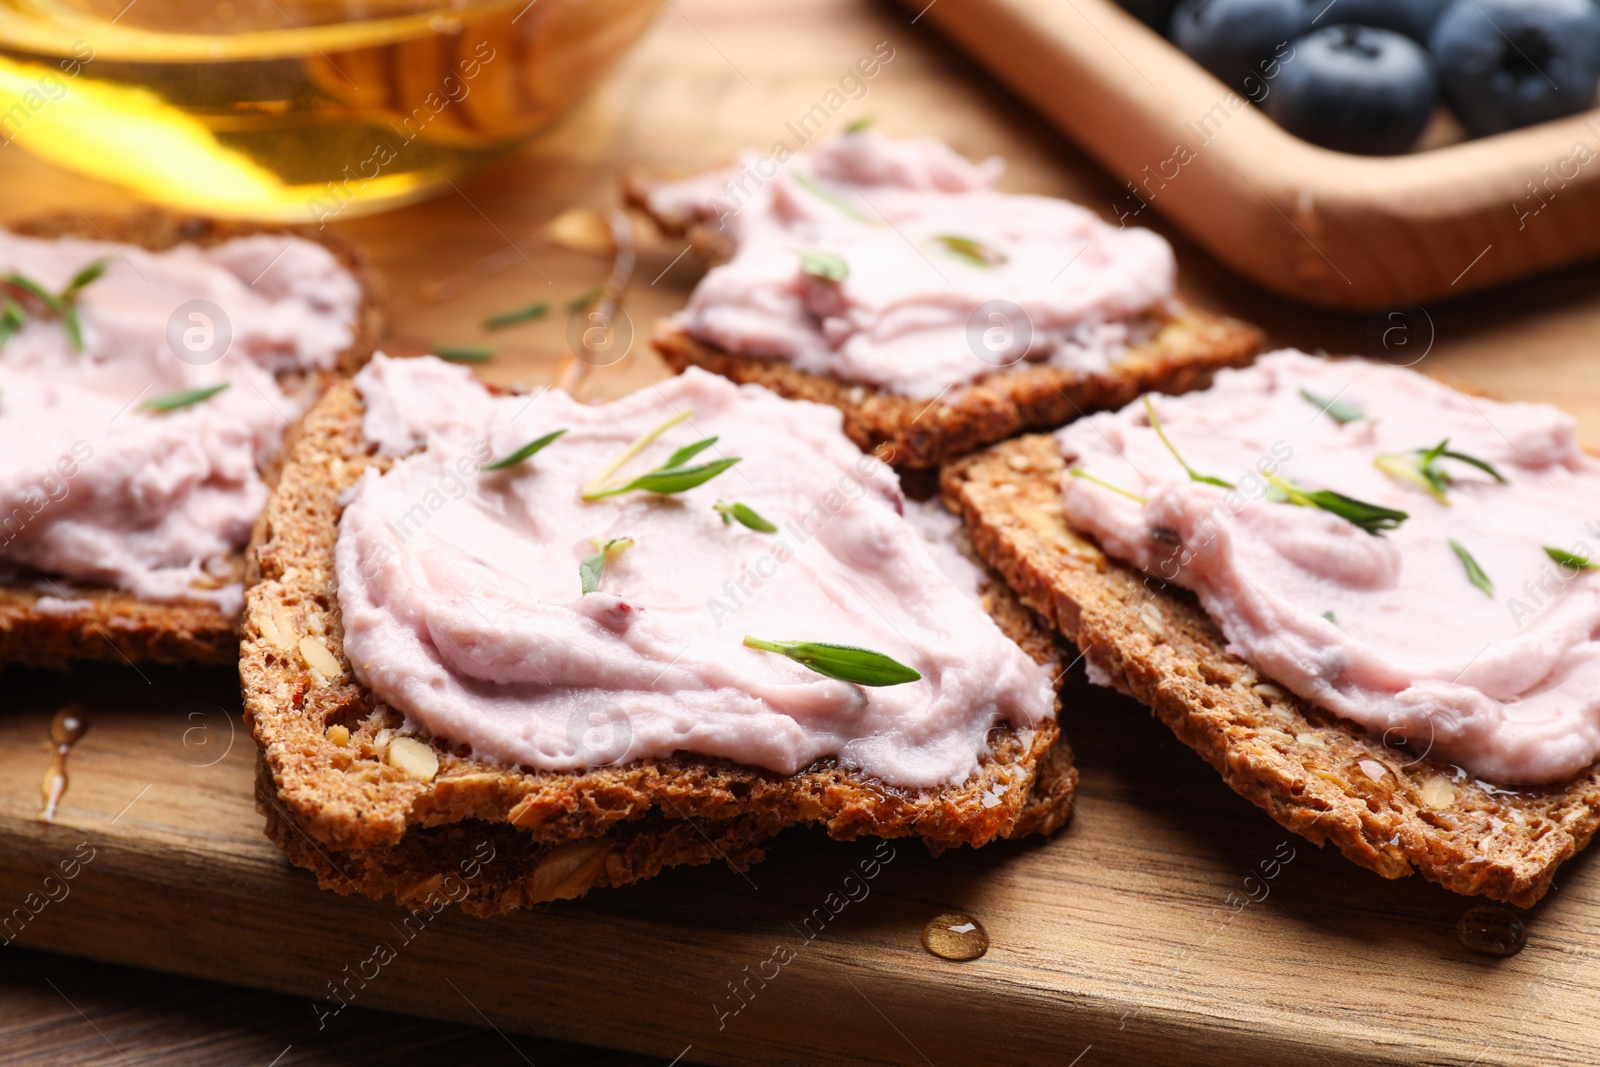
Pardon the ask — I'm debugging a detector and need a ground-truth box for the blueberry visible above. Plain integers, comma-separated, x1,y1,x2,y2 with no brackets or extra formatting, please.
1120,0,1182,29
1266,25,1438,154
1171,0,1319,96
1307,0,1449,41
1431,0,1600,136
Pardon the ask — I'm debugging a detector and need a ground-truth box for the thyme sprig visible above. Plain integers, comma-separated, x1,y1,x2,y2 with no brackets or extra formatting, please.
933,235,1007,268
1375,438,1506,505
1143,396,1234,488
743,637,921,687
1067,466,1148,504
715,500,777,532
1300,388,1365,424
792,170,880,226
1449,538,1493,597
581,410,739,500
435,345,494,363
141,382,229,413
484,301,549,330
1264,473,1409,536
1546,546,1600,572
0,257,110,352
579,537,633,595
797,250,849,282
480,429,566,471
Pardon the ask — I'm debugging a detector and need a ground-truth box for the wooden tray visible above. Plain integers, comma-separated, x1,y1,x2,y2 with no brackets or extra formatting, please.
904,0,1600,311
5,664,1600,1066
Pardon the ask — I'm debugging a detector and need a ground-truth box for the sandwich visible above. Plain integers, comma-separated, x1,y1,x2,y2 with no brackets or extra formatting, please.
0,209,382,668
244,354,1075,913
627,129,1260,470
944,350,1600,906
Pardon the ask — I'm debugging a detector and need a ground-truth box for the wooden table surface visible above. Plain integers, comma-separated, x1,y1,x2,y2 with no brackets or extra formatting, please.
7,0,1600,1064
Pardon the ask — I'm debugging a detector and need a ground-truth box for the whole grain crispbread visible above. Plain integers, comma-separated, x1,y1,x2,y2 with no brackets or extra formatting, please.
942,434,1600,907
243,378,1076,909
652,312,1261,470
625,170,1262,470
0,209,385,669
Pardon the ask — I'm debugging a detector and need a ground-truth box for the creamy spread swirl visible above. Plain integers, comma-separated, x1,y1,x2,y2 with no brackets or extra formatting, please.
0,231,360,613
336,355,1055,787
647,132,1176,399
1060,350,1600,785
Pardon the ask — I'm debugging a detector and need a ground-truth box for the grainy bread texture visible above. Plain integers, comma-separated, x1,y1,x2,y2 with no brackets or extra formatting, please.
0,209,384,669
943,435,1600,907
244,379,1076,913
625,170,1262,469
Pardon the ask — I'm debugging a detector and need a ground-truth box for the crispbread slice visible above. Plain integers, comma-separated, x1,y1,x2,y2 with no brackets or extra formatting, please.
243,378,1076,909
625,171,1262,470
943,435,1600,908
652,312,1261,470
0,209,385,669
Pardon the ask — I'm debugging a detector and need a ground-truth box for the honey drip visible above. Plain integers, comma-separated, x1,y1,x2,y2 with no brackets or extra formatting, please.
39,704,87,823
1456,906,1527,958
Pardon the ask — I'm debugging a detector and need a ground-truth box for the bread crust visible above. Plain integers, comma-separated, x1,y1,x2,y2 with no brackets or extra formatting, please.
0,209,385,669
943,435,1600,907
244,379,1076,911
653,313,1261,470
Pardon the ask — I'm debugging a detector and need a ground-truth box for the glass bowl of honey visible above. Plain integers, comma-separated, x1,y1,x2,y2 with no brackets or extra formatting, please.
0,0,664,219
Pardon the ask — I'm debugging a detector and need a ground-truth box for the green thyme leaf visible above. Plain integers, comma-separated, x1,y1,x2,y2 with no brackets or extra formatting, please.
583,411,741,500
480,429,567,470
61,305,84,353
743,637,921,687
590,458,741,499
1300,388,1364,424
2,273,61,311
1143,396,1234,489
792,170,878,225
1545,546,1600,572
797,250,849,282
141,382,230,413
1321,610,1337,624
1449,538,1493,597
435,345,494,363
715,500,777,532
1436,445,1506,484
933,234,1008,268
1376,438,1506,505
1067,466,1149,505
579,537,634,595
843,116,875,133
567,285,604,313
0,296,25,345
484,300,549,331
665,436,719,468
1264,473,1408,535
1,258,109,353
65,257,110,296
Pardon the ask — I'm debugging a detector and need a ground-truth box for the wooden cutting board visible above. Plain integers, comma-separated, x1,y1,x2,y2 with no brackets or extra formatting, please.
6,663,1600,1067
5,0,1600,1063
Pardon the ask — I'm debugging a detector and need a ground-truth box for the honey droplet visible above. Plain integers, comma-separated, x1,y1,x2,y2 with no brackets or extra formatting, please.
1456,906,1527,958
921,912,989,961
40,704,87,824
50,706,87,747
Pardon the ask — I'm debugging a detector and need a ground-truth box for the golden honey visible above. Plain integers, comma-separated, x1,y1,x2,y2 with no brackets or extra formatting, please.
0,0,662,219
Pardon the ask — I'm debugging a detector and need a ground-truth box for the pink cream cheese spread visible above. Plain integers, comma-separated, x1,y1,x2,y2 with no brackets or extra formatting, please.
1060,350,1600,785
645,131,1176,399
0,231,360,613
336,355,1055,787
